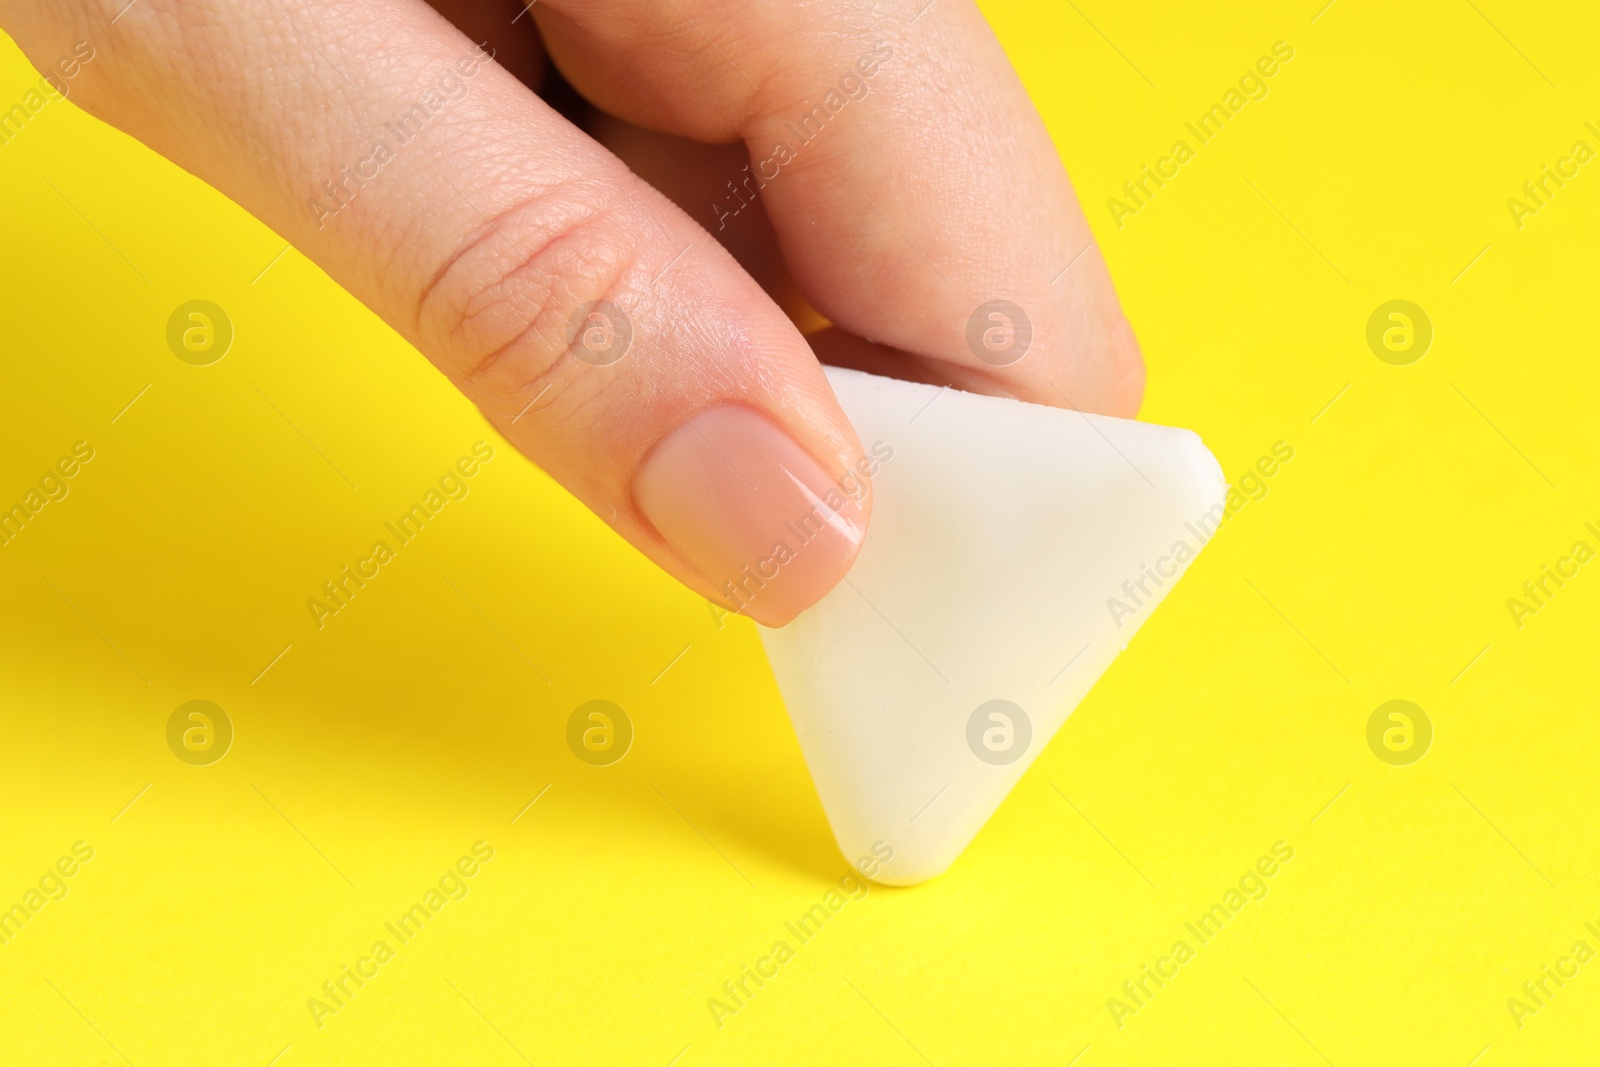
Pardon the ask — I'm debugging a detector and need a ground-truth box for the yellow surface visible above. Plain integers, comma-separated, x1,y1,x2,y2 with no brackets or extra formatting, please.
2,2,1598,1063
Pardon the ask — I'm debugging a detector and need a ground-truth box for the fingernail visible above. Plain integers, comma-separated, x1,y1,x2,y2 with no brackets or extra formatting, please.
633,405,867,625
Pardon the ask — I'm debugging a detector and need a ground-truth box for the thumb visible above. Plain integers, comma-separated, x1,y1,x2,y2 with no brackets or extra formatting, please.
5,0,871,625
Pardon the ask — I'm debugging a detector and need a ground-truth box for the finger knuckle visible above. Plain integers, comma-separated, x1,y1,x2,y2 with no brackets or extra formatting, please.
415,180,648,411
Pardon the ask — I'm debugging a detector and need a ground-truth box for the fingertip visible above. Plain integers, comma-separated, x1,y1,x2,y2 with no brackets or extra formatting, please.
631,403,868,626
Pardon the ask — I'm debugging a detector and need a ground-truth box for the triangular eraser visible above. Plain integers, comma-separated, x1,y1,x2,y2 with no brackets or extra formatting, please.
760,366,1226,885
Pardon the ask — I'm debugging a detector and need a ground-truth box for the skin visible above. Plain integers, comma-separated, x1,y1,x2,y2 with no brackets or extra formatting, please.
1,0,1143,623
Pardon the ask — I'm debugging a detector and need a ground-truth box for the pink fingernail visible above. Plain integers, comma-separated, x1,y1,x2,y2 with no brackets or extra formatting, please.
632,405,867,625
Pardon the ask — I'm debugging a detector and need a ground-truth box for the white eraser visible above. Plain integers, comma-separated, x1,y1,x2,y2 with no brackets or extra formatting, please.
760,366,1225,885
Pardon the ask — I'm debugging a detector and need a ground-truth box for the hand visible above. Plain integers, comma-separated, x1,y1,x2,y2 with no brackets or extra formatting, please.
2,0,1143,624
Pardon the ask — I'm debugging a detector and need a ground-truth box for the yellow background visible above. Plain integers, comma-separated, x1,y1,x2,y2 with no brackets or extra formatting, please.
3,1,1598,1063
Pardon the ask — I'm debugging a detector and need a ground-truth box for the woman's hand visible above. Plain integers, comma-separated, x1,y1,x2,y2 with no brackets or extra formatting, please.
1,0,1142,624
